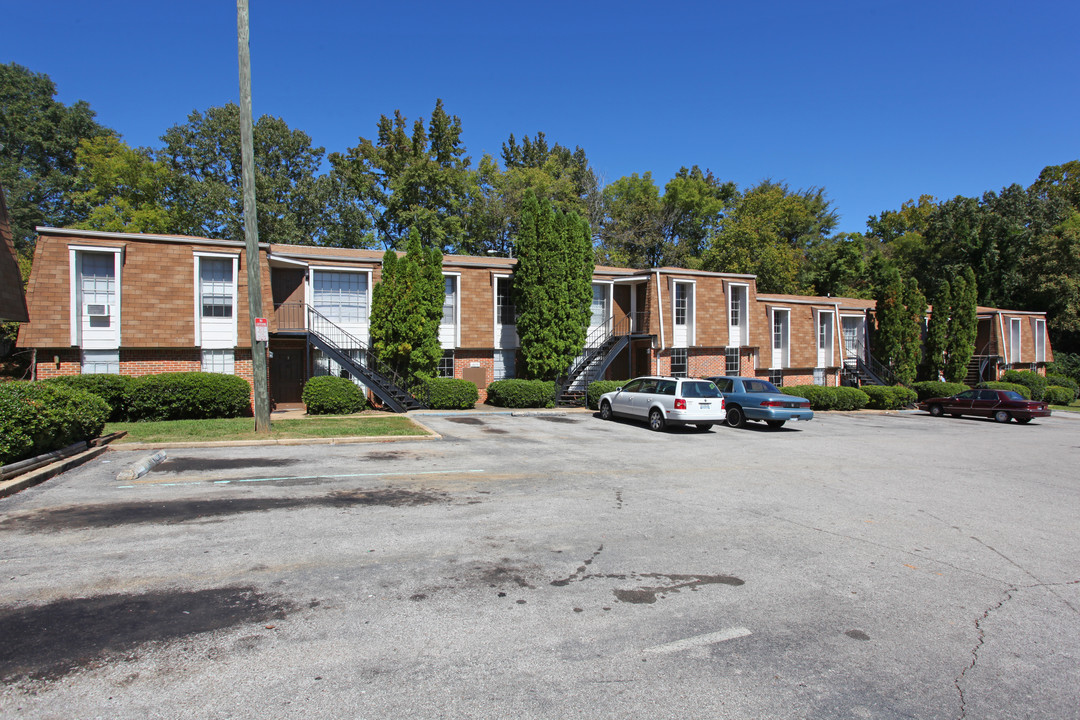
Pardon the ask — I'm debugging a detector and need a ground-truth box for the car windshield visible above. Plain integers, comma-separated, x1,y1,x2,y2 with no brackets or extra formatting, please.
681,381,722,398
743,380,780,394
1002,391,1025,401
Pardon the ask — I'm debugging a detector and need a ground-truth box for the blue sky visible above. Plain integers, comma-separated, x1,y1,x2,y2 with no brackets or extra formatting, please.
6,1,1078,233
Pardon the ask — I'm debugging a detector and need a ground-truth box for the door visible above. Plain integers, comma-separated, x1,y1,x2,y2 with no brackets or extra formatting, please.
270,347,305,404
79,251,118,349
842,316,865,360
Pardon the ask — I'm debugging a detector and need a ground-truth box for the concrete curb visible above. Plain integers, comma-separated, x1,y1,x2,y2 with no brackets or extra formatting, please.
116,451,168,482
0,445,109,499
111,431,441,453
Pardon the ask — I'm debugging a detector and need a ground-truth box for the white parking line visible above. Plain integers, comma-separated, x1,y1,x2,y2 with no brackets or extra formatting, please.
116,468,486,489
643,627,752,654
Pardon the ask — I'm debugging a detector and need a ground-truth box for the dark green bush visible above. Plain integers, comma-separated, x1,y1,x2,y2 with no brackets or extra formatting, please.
425,377,478,409
486,379,556,408
587,380,631,410
125,372,252,421
999,370,1048,400
44,374,135,421
909,381,969,401
0,381,109,465
781,385,869,411
1046,373,1079,400
860,385,918,410
301,375,366,415
977,381,1030,399
1044,385,1074,406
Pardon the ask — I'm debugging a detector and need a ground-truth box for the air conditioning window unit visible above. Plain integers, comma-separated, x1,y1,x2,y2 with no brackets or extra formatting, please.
86,304,110,317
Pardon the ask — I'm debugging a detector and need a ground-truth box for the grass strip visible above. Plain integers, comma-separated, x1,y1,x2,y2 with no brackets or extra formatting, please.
105,416,428,443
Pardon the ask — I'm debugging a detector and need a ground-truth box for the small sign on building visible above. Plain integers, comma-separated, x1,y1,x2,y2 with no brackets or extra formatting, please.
254,317,269,343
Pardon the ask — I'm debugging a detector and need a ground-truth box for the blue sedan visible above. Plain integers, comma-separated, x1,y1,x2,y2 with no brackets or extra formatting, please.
708,376,814,429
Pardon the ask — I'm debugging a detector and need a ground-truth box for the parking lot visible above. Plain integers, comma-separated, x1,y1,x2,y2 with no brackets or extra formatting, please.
1,410,1078,719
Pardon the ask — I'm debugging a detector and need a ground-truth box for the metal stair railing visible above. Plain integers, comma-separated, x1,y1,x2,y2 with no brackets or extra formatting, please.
842,353,897,387
557,313,633,405
305,305,426,413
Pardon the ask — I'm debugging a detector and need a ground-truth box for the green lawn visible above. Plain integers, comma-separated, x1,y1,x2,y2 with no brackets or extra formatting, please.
105,416,429,443
1049,400,1080,413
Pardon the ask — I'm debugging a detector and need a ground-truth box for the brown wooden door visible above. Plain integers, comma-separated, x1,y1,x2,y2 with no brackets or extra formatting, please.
270,348,305,404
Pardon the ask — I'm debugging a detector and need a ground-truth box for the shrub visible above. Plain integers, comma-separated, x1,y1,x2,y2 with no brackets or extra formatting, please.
425,377,478,410
1044,385,1074,406
1046,373,1079,400
125,372,252,421
909,381,969,401
860,385,918,410
999,370,1048,401
781,385,869,411
302,376,367,415
0,381,109,465
44,374,135,421
486,379,556,408
587,380,630,410
977,381,1030,399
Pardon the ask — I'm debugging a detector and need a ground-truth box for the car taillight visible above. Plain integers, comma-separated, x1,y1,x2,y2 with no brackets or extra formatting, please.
799,402,810,408
675,399,686,410
719,398,725,409
760,400,783,407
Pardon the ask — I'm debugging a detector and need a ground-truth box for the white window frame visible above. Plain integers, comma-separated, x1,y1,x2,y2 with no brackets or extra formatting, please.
441,272,461,348
81,348,120,375
670,278,696,347
815,309,835,367
201,348,236,375
1009,317,1023,364
308,266,371,325
193,251,240,348
494,349,516,380
590,281,614,331
1033,318,1046,363
726,281,749,348
770,307,790,369
438,349,455,378
670,347,688,377
69,245,123,348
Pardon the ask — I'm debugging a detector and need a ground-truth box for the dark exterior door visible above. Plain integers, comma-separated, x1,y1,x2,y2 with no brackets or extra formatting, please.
270,347,305,405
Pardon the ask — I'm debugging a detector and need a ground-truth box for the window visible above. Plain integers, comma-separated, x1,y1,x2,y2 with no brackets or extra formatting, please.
813,368,826,386
729,289,741,328
773,313,785,351
494,349,515,380
82,349,119,374
591,284,607,326
438,350,455,378
674,283,688,325
1034,319,1046,362
442,276,456,325
80,253,116,310
818,313,832,353
1009,317,1022,362
671,348,687,377
201,349,235,374
725,348,740,374
314,271,367,323
200,257,234,318
769,370,783,387
496,278,515,325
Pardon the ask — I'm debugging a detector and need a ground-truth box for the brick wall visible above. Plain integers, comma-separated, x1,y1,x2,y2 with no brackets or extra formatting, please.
454,348,494,402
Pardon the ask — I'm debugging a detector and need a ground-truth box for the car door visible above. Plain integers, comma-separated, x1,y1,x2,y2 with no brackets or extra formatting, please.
612,379,642,416
971,389,1001,417
947,390,978,415
635,379,659,418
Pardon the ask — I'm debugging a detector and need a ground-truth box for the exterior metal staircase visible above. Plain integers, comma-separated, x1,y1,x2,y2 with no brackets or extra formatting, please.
303,305,427,413
841,353,897,387
556,313,633,406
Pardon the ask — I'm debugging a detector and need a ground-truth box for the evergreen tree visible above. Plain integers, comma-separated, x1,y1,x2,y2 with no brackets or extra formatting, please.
920,280,951,381
369,227,444,388
897,278,927,385
944,267,979,383
873,268,924,384
513,190,594,380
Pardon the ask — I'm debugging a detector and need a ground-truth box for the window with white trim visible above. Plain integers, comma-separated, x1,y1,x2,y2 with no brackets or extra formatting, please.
81,349,119,375
1009,317,1022,363
201,349,235,374
80,253,116,313
438,350,455,378
725,348,740,375
813,368,826,386
674,283,688,325
496,277,515,325
200,257,234,318
591,284,607,326
671,348,688,377
494,349,515,380
769,370,783,387
1034,319,1046,362
314,271,368,323
442,276,456,325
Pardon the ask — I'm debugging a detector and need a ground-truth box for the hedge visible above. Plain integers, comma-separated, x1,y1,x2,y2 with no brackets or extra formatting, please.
977,381,1030,399
426,377,478,409
909,381,969,401
301,375,367,415
125,372,252,421
999,370,1048,400
1046,373,1079,400
486,379,556,408
0,382,110,465
781,385,869,411
44,374,135,421
860,385,918,410
587,380,631,410
1044,385,1074,406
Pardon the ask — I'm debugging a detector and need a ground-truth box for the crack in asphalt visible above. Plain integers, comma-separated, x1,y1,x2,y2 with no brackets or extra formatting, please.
954,586,1016,719
969,536,1079,616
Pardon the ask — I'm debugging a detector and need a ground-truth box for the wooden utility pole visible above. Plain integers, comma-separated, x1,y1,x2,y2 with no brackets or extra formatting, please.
237,0,271,433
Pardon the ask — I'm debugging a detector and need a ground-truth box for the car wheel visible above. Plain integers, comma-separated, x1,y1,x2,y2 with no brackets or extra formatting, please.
994,410,1011,423
649,408,666,432
726,406,745,428
600,400,613,421
765,420,786,429
695,424,713,432
928,404,943,417
1016,417,1032,424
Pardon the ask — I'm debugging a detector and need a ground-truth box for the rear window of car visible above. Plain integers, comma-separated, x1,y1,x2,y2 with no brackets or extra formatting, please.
743,380,779,394
680,381,722,398
1001,391,1025,401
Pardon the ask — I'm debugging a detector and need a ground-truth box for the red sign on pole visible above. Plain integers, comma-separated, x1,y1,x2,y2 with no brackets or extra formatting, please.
254,317,269,343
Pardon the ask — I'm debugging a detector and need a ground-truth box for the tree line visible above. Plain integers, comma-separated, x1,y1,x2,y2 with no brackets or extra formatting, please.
3,62,1080,358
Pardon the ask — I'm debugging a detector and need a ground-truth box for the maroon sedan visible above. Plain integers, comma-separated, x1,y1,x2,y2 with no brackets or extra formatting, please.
918,389,1051,424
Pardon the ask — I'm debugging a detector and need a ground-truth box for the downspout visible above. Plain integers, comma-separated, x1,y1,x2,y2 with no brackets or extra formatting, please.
998,312,1007,365
654,269,666,351
833,303,842,385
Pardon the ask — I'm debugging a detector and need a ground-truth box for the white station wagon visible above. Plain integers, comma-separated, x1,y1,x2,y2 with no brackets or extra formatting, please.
598,376,727,431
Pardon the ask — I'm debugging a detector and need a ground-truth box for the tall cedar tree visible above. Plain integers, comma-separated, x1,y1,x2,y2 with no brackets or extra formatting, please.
897,278,927,385
944,267,979,382
513,190,594,380
920,280,951,381
369,227,444,388
873,267,924,384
